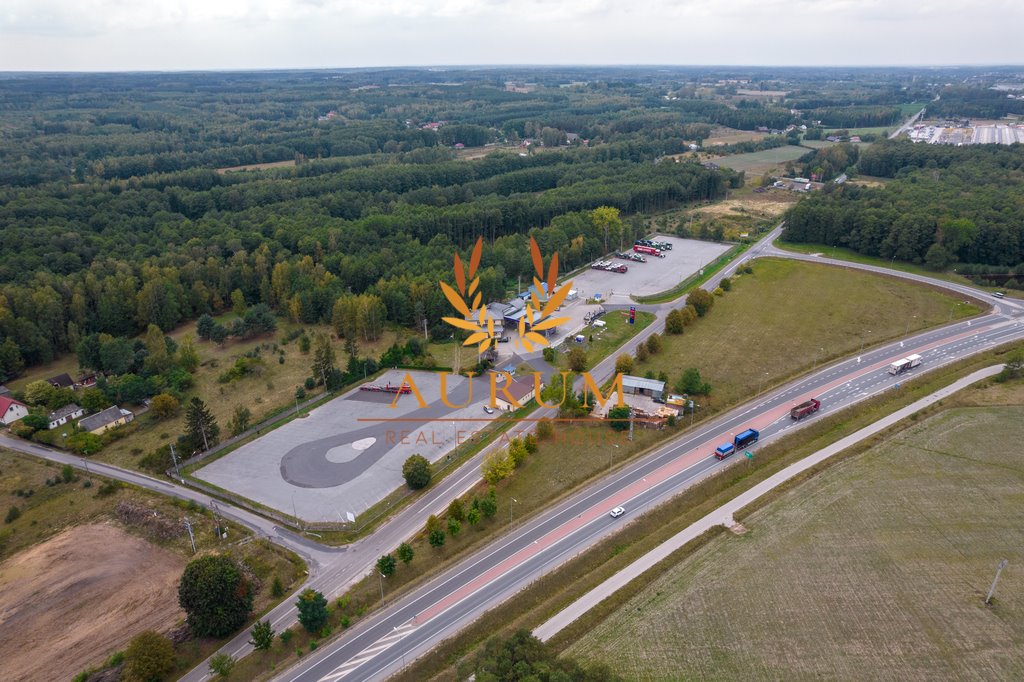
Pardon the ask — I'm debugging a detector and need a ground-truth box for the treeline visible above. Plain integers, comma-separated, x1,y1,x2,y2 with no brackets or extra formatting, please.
805,105,901,128
795,143,860,181
927,86,1024,120
783,141,1024,271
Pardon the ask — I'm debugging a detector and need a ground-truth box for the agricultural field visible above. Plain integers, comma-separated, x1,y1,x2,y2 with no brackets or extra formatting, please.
702,127,770,146
633,258,981,410
567,401,1024,681
711,145,809,174
0,450,303,681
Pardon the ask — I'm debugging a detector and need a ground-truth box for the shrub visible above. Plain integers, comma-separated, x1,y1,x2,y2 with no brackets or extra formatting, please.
5,506,21,524
402,454,431,489
208,653,235,678
686,288,714,316
397,542,414,565
536,418,554,440
645,333,662,355
614,354,634,375
720,276,733,291
124,630,174,682
542,347,556,363
428,529,446,548
635,344,649,362
607,406,631,431
665,309,685,334
280,628,294,645
271,575,284,598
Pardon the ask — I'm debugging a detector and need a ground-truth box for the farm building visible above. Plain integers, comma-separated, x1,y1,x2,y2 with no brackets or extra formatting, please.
47,403,85,430
622,375,665,401
79,405,134,435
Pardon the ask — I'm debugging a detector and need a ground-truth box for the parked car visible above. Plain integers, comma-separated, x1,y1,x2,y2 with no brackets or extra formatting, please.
483,405,495,414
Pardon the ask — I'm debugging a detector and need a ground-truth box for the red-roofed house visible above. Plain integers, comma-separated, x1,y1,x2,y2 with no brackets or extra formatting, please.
0,396,29,425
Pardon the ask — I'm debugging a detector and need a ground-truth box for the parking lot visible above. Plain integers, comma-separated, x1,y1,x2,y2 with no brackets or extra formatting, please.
566,235,730,304
194,369,507,522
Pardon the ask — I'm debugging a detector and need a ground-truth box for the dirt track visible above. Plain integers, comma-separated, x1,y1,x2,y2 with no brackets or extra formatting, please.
0,523,185,682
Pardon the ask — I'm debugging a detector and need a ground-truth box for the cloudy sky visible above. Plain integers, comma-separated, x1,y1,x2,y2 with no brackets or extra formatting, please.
1,0,1022,71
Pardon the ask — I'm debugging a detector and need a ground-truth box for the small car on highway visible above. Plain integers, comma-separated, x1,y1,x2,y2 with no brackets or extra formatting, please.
609,506,625,518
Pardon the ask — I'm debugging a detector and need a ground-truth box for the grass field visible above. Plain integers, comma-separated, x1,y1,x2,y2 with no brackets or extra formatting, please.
567,402,1024,680
634,258,982,411
552,310,655,368
711,146,809,173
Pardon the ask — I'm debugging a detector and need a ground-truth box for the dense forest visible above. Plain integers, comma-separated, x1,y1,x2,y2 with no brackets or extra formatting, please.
0,66,975,381
783,141,1024,284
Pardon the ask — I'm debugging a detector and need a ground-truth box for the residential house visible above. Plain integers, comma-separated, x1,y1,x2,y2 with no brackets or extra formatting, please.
78,405,134,435
0,396,29,425
493,378,536,412
47,403,85,430
47,373,75,390
75,374,98,389
622,375,666,401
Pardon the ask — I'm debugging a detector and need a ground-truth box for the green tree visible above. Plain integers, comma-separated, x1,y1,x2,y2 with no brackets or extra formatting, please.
447,516,462,537
183,397,220,452
482,450,515,485
376,553,397,577
686,288,714,317
208,653,235,678
23,379,55,406
271,576,285,598
143,324,173,375
428,528,446,548
470,629,621,681
591,206,623,253
150,393,180,419
614,354,634,376
646,333,662,354
479,488,498,518
227,405,252,436
311,333,336,386
665,309,685,334
567,347,588,372
720,276,733,291
467,506,481,526
123,630,175,682
196,314,216,340
608,405,631,431
676,368,712,395
296,589,329,633
402,454,431,489
523,433,538,454
230,289,247,315
249,619,276,651
298,335,311,354
177,334,200,372
635,343,649,362
397,542,414,565
1000,346,1024,380
178,555,253,638
508,438,529,467
79,387,110,412
447,497,465,522
536,418,554,440
680,305,698,326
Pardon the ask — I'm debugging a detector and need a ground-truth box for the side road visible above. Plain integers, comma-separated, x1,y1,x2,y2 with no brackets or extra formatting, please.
534,364,1004,641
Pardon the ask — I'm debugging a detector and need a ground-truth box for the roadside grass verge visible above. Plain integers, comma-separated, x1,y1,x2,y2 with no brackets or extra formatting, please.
391,342,1022,682
551,310,655,367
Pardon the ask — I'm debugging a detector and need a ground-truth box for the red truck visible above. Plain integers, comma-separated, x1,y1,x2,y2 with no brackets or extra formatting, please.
633,245,665,258
790,398,821,420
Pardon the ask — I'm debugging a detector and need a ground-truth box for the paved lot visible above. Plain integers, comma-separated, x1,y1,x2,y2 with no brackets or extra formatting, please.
194,369,520,522
567,236,730,303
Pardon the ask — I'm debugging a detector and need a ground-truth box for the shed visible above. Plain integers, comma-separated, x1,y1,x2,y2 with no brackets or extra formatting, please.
47,403,85,430
622,375,665,401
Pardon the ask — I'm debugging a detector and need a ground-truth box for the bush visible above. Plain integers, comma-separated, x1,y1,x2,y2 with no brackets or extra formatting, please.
614,354,634,375
607,406,631,431
61,464,76,483
208,653,235,678
271,575,284,598
123,630,174,682
645,333,662,355
665,309,685,334
280,628,294,645
95,480,121,498
150,393,181,419
536,418,554,440
542,347,556,363
304,377,316,390
567,347,588,372
5,506,21,524
178,555,254,638
686,288,714,316
428,528,446,547
397,542,414,565
720,276,733,291
21,413,49,431
402,454,431,489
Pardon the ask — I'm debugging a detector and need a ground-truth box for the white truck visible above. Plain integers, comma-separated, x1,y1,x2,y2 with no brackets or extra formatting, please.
888,353,922,375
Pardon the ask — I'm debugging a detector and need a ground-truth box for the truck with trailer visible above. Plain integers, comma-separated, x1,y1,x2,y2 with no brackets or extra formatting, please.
790,398,821,420
714,428,760,459
888,354,922,375
633,245,665,258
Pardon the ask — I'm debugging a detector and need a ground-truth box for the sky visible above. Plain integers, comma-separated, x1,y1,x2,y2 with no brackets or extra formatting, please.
1,0,1023,71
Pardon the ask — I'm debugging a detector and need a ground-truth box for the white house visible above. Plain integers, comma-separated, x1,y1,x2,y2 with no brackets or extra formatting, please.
47,403,85,430
0,396,29,425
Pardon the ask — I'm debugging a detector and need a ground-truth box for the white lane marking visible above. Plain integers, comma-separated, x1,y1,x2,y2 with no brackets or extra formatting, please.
317,623,416,682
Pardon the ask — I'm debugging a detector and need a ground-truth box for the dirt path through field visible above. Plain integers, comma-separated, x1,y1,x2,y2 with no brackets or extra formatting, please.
0,523,185,682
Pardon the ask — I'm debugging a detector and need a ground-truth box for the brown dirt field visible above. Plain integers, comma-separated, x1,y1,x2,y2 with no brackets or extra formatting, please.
691,196,795,219
216,159,296,173
0,523,185,682
703,127,768,146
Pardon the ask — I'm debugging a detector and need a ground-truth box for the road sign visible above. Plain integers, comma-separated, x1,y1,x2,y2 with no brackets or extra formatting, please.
629,306,636,324
744,451,754,459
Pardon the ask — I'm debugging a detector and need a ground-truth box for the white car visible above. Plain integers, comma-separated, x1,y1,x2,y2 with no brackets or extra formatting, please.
609,506,625,518
483,405,495,414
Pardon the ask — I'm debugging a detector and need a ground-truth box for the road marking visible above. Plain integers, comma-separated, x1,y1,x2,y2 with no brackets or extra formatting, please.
316,623,416,681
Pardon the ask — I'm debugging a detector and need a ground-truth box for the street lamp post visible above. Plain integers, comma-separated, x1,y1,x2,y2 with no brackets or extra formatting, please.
859,330,872,356
510,497,518,526
758,371,769,396
905,314,917,337
378,571,386,604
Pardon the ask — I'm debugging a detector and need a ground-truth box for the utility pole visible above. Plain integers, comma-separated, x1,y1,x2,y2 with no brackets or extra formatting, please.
627,408,634,442
81,457,90,483
199,422,209,452
183,518,196,554
210,500,224,540
423,317,429,341
170,444,181,480
986,559,1009,605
